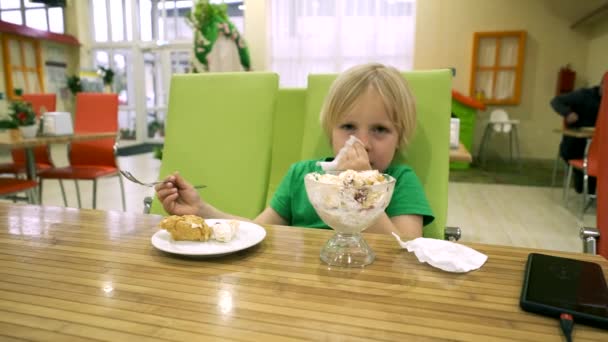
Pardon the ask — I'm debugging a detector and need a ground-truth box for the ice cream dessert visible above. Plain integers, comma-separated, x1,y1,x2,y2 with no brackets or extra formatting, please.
211,220,239,242
304,170,396,233
159,215,212,241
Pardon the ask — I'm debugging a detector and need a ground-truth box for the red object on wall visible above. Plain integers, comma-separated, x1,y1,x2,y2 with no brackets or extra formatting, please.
596,72,608,258
451,89,486,110
556,66,576,96
0,20,79,46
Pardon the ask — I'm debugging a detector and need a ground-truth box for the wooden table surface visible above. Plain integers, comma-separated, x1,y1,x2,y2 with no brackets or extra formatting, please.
0,130,117,149
450,143,473,163
0,203,606,341
553,127,595,139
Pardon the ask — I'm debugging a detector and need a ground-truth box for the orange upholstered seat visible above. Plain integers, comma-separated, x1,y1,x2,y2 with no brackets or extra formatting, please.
37,93,125,210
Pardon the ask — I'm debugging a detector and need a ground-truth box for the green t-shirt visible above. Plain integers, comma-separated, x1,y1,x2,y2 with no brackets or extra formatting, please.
270,159,435,230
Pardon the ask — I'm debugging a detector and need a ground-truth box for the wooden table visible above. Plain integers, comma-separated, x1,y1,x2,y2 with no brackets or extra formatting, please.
449,143,473,163
0,203,606,341
0,131,116,203
553,127,595,139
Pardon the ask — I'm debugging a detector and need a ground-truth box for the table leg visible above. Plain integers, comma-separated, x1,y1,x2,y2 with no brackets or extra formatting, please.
24,147,40,204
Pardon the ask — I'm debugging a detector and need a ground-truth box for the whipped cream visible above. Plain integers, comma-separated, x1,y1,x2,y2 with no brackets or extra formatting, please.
211,221,239,242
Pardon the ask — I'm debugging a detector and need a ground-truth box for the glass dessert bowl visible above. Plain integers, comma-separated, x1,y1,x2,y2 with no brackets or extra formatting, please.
304,170,396,267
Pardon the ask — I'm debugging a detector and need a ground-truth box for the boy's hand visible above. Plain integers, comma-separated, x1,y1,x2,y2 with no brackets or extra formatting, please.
337,141,372,171
155,172,203,216
565,112,579,124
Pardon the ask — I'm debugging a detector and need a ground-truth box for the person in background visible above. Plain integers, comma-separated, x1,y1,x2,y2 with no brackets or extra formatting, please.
155,63,434,238
550,80,603,194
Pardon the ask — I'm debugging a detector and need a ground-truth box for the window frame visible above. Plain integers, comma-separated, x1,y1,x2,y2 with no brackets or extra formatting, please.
1,33,45,100
0,0,65,34
469,30,527,106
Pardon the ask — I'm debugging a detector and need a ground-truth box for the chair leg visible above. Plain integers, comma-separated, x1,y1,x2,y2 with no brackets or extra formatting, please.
30,187,40,205
478,125,492,167
118,174,126,211
59,180,68,207
512,125,522,171
582,197,595,216
581,171,589,217
25,188,32,204
74,180,82,208
563,165,573,204
509,128,514,163
92,179,97,209
38,178,43,204
551,150,561,187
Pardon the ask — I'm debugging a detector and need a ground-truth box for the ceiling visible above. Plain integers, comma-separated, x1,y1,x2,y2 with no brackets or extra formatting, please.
542,0,608,28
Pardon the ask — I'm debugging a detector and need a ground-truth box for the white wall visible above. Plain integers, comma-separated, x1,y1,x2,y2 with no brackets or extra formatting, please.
244,0,269,71
587,19,608,85
243,0,605,159
414,0,592,159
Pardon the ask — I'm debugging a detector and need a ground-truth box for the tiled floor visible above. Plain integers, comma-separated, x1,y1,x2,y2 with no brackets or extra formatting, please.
0,144,597,253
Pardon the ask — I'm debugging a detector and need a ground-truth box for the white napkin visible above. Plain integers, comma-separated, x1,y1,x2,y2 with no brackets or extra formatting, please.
393,234,488,272
317,135,363,171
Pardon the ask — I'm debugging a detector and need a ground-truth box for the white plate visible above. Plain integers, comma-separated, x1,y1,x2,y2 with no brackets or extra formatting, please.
151,219,266,256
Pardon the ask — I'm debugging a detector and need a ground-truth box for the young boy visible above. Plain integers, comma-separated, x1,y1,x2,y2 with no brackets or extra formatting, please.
155,63,434,237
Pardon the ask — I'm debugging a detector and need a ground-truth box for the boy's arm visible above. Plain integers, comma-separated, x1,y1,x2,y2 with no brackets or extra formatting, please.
197,204,288,227
255,207,289,226
365,213,422,238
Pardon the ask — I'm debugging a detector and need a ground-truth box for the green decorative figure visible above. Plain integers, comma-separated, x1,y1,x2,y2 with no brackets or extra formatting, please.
187,0,251,72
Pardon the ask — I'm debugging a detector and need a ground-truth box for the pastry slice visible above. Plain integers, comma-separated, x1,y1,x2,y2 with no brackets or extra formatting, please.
159,215,212,241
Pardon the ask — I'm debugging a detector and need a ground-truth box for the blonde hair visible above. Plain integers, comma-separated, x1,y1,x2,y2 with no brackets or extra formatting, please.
319,63,416,149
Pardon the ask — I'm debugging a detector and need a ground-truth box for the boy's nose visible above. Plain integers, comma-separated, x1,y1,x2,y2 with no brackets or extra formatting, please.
355,132,371,151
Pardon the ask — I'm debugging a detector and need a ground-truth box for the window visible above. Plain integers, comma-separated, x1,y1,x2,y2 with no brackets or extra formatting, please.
91,0,133,42
0,0,65,34
270,0,416,87
469,31,527,105
135,0,244,42
1,34,44,100
89,0,245,142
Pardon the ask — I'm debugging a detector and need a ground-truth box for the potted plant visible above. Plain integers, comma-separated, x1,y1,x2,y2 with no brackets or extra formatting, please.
66,75,82,95
148,119,165,138
9,100,37,138
98,66,115,93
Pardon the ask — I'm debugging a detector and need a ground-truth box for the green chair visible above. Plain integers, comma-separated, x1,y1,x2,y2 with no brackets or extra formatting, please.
266,88,307,205
150,72,279,219
300,70,452,239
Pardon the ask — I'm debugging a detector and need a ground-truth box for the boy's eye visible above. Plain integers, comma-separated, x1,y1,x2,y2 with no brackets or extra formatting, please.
371,126,390,134
340,124,356,131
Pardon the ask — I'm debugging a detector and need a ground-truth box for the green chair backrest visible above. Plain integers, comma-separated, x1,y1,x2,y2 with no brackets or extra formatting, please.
300,70,452,239
266,88,306,205
150,72,279,219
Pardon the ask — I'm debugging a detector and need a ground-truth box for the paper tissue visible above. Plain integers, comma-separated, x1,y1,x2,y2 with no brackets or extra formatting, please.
317,135,363,171
393,233,488,273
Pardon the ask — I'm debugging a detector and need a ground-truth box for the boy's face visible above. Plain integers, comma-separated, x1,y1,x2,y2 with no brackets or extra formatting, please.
331,87,399,172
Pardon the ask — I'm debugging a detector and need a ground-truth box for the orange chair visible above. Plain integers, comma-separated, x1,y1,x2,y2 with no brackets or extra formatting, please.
37,93,125,210
0,178,38,203
595,73,608,257
563,126,598,215
0,93,56,176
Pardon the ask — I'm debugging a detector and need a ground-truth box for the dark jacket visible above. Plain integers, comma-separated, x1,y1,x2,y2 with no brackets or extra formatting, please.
550,86,601,128
550,86,601,160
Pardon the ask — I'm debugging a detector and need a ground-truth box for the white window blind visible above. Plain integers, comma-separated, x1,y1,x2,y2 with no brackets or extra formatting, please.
270,0,416,87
